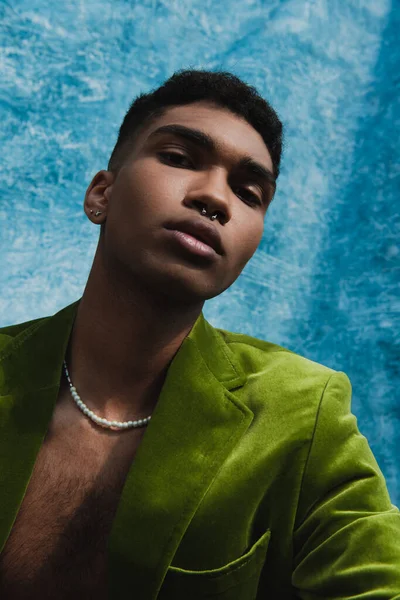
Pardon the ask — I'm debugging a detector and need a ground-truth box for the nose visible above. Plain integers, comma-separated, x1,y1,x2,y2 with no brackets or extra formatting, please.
184,168,231,223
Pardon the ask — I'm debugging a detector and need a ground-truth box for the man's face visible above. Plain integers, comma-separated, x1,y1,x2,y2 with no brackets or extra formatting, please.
93,101,275,305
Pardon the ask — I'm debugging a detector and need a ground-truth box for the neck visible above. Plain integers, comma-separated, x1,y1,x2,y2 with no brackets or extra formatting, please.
64,251,204,422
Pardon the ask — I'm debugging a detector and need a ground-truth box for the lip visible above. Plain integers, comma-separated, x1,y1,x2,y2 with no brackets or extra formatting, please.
166,229,218,260
164,217,223,255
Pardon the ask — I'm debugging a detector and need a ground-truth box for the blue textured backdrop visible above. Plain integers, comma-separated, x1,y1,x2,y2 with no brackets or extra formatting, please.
0,0,399,504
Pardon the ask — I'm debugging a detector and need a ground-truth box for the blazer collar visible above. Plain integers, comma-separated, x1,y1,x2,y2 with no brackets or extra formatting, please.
0,299,253,598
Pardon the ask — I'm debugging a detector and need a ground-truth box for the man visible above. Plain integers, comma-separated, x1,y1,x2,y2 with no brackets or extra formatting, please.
0,70,399,599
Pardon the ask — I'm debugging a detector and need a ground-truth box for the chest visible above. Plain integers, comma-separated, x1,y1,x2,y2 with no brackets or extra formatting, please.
0,403,146,599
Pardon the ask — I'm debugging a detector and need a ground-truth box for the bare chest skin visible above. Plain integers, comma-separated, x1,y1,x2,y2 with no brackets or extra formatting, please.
0,385,148,599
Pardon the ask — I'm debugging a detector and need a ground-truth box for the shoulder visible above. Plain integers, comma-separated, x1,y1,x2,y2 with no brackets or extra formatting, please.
215,327,347,411
0,315,49,356
216,327,337,379
216,328,353,462
0,300,80,358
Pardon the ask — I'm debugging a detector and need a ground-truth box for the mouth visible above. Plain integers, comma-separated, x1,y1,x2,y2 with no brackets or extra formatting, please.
164,217,223,256
165,228,219,260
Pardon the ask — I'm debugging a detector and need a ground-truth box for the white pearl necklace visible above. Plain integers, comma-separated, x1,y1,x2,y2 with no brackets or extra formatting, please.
63,361,152,431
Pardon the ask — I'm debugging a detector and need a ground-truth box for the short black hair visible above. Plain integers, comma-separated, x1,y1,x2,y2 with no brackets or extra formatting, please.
108,69,284,180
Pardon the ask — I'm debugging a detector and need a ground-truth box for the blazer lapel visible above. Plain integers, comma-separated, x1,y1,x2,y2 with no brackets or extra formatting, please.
0,300,253,600
0,300,80,552
107,312,253,598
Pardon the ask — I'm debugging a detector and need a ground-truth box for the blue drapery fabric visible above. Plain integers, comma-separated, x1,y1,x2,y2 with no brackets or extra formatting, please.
0,1,398,506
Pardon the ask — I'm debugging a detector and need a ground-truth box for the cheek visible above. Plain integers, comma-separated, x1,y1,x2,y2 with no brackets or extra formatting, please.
115,167,153,210
249,220,264,250
227,221,263,275
237,217,264,256
113,161,186,215
217,224,262,293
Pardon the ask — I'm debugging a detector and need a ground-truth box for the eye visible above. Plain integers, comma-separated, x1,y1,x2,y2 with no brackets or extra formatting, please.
234,186,262,207
158,151,193,168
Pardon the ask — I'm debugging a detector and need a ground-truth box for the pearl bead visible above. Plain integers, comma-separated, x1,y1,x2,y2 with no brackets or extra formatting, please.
63,360,152,432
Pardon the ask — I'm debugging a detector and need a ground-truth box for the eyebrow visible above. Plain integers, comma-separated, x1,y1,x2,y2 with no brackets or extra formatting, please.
147,124,277,194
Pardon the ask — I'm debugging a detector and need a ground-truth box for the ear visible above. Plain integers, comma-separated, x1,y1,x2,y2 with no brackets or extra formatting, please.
84,170,115,224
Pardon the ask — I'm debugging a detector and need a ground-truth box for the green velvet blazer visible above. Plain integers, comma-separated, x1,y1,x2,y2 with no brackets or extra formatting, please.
0,300,399,599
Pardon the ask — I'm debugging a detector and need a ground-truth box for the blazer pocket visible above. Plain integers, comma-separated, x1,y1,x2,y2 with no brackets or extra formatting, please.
159,528,271,599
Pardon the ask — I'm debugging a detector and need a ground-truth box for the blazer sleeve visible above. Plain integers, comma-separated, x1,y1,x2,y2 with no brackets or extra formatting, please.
292,371,400,599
